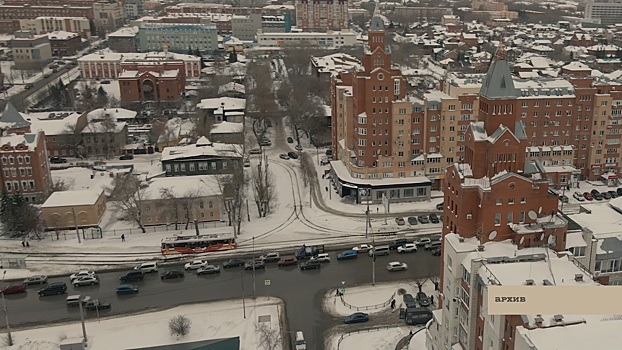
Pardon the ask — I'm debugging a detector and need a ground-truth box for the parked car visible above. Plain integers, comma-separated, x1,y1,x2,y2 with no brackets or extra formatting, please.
160,270,184,280
344,312,369,324
70,270,96,282
309,253,331,263
320,156,330,165
397,243,417,253
279,153,290,160
50,156,68,164
0,283,27,294
184,260,209,270
287,152,299,159
38,282,67,296
300,260,321,270
197,265,221,275
85,299,111,311
389,239,408,250
405,307,434,325
424,241,442,250
583,192,593,201
223,259,245,268
278,257,298,267
403,293,417,308
23,275,48,285
337,250,358,260
428,213,440,224
260,252,280,263
386,261,408,271
295,144,303,151
245,260,265,270
416,292,431,307
119,270,144,283
116,284,139,295
435,202,444,210
259,140,271,147
407,217,418,225
573,192,585,201
594,192,604,200
134,262,158,273
100,80,111,84
602,191,612,200
417,215,430,224
249,148,262,155
608,191,618,199
287,137,294,143
414,238,432,247
617,187,622,196
395,217,406,226
119,154,134,160
73,276,99,287
352,244,373,253
24,83,33,90
432,247,442,256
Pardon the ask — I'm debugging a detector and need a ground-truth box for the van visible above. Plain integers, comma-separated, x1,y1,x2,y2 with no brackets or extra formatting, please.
368,245,390,257
134,262,158,273
66,295,91,306
38,282,67,296
295,331,306,350
337,250,358,260
119,270,144,283
405,307,433,325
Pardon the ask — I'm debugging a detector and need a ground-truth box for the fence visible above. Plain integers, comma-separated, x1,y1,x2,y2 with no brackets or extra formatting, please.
336,325,394,350
339,291,396,311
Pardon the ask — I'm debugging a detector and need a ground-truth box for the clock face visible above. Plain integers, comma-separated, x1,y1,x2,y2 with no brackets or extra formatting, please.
377,73,384,80
509,182,515,190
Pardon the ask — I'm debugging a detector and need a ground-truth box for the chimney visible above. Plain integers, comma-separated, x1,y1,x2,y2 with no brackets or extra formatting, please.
554,314,564,323
535,315,544,327
574,274,584,282
458,237,465,243
477,245,484,251
525,279,535,285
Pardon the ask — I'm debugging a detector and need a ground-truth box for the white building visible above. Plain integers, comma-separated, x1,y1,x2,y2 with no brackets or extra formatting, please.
256,30,357,48
19,17,91,39
586,0,622,25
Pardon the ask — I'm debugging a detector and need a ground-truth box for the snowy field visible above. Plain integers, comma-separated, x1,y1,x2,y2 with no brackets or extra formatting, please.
0,297,283,350
326,326,414,350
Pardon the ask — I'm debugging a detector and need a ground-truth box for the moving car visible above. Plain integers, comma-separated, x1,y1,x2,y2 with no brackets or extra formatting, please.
287,137,294,143
309,253,330,263
73,276,99,287
184,260,209,270
38,282,67,296
395,217,406,226
344,312,369,324
405,307,433,325
295,331,306,350
416,292,431,307
424,241,442,250
389,239,408,250
119,154,134,160
160,270,184,280
428,213,440,224
119,270,144,283
197,265,221,275
23,275,48,285
249,148,262,155
278,257,298,267
244,159,250,167
300,260,321,270
223,259,245,268
260,252,280,263
49,156,67,164
66,295,89,306
295,144,303,151
573,192,585,201
0,283,27,294
134,262,158,273
70,270,96,282
386,261,408,272
287,152,299,159
245,260,265,270
397,243,417,253
352,244,373,253
85,299,111,311
407,217,418,225
279,154,290,160
368,245,390,257
417,215,430,224
116,284,138,295
414,238,431,247
337,250,358,260
583,192,593,201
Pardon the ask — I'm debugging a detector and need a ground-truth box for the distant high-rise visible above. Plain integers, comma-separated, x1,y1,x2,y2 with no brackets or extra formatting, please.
295,0,349,31
586,0,622,25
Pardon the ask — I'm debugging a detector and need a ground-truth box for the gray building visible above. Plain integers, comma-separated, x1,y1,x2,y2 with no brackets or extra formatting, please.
125,0,144,20
160,137,243,177
231,13,290,41
137,23,218,53
586,0,622,25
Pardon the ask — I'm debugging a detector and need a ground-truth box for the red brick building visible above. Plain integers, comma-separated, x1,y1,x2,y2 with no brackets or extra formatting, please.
118,62,185,108
47,31,85,57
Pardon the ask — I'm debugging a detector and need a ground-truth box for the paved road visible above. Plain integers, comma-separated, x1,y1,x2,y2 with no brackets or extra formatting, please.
8,66,76,111
1,249,440,350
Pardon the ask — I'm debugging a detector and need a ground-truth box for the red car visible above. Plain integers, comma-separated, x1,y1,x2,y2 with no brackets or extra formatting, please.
583,192,593,201
277,257,297,267
0,283,27,294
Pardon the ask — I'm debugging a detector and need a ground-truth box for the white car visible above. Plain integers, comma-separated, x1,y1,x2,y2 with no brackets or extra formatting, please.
414,238,431,247
309,253,331,263
73,276,100,287
386,262,408,272
70,270,96,282
352,244,373,253
184,260,209,270
134,262,158,273
573,192,585,202
397,243,417,253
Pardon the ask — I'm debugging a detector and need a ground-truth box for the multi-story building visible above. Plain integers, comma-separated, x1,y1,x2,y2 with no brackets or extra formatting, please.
231,13,291,41
47,31,85,57
80,118,128,158
10,30,53,70
93,1,125,34
0,5,93,35
77,51,201,79
119,67,185,108
257,30,357,48
160,137,243,177
20,17,91,39
28,111,88,158
295,0,349,31
125,0,144,20
136,23,218,53
107,26,138,52
164,3,295,26
586,0,622,25
390,6,453,22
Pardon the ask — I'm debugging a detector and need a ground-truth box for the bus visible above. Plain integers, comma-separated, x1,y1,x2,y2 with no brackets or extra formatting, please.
160,233,237,255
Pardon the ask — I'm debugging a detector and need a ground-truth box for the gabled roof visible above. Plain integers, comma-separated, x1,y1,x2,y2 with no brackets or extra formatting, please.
0,102,31,130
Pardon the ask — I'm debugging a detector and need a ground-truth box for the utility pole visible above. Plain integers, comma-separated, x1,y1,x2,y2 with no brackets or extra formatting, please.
372,231,376,286
364,188,371,239
252,236,256,299
79,296,87,342
1,271,12,346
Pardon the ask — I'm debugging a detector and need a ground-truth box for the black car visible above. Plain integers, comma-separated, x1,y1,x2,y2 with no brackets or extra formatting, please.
85,299,111,311
119,154,134,160
50,156,68,164
407,217,418,225
608,191,618,199
435,202,444,210
38,282,67,296
300,260,321,270
617,187,622,196
418,215,430,224
287,137,294,143
416,291,431,307
389,238,408,250
287,152,299,159
594,192,604,200
429,213,440,224
160,270,184,280
223,259,245,268
559,194,569,203
432,247,442,256
403,293,417,308
602,191,612,200
119,270,144,283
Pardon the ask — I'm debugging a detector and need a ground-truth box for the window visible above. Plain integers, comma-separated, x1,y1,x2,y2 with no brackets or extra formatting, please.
508,197,514,204
165,164,171,172
507,212,513,224
29,181,34,190
403,189,413,197
520,197,526,203
189,163,195,171
496,199,502,205
494,213,501,226
173,164,179,172
17,156,23,164
519,211,525,223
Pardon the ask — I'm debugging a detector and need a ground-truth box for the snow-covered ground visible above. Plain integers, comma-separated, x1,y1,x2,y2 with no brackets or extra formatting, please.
75,80,121,101
326,326,413,350
323,280,438,317
0,297,283,350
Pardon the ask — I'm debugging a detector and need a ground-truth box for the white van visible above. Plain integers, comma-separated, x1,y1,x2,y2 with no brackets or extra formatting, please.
295,331,306,350
134,262,158,273
368,245,390,257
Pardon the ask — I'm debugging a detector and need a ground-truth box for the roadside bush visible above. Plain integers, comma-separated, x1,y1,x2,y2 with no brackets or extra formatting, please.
397,288,407,295
169,315,192,337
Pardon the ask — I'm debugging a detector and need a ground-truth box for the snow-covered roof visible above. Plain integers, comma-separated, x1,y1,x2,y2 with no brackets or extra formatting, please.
27,111,83,136
0,133,39,150
566,231,587,249
330,160,431,187
210,121,243,134
82,121,127,134
41,190,104,208
562,61,590,71
218,82,245,95
47,31,79,40
107,26,139,38
161,139,242,162
87,108,137,121
196,97,246,111
142,175,221,200
118,69,179,78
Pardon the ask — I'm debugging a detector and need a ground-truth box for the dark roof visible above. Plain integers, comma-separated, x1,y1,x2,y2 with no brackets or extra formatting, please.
0,102,31,130
479,48,519,99
127,337,240,350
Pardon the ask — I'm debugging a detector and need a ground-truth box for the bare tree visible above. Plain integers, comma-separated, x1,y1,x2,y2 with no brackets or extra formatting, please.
251,158,276,217
246,59,277,148
214,171,247,237
256,322,281,350
61,123,85,159
107,174,147,233
148,118,168,146
50,179,69,194
413,276,429,293
23,205,44,241
159,188,184,230
86,111,120,159
168,315,191,337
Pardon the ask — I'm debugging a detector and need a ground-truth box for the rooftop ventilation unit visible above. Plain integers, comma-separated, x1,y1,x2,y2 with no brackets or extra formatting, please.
477,245,484,252
525,279,535,285
575,274,584,282
554,314,564,323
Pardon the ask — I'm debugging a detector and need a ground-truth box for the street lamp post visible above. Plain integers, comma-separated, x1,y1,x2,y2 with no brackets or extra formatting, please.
1,271,12,346
372,230,376,286
78,297,87,342
252,236,256,299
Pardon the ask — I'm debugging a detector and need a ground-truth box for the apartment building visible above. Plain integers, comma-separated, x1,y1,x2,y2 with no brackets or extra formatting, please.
160,137,243,177
0,5,93,35
256,30,356,48
231,13,291,41
586,0,622,25
10,30,53,70
20,17,91,39
47,31,85,57
295,0,349,31
93,1,125,34
125,0,144,20
137,23,218,53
